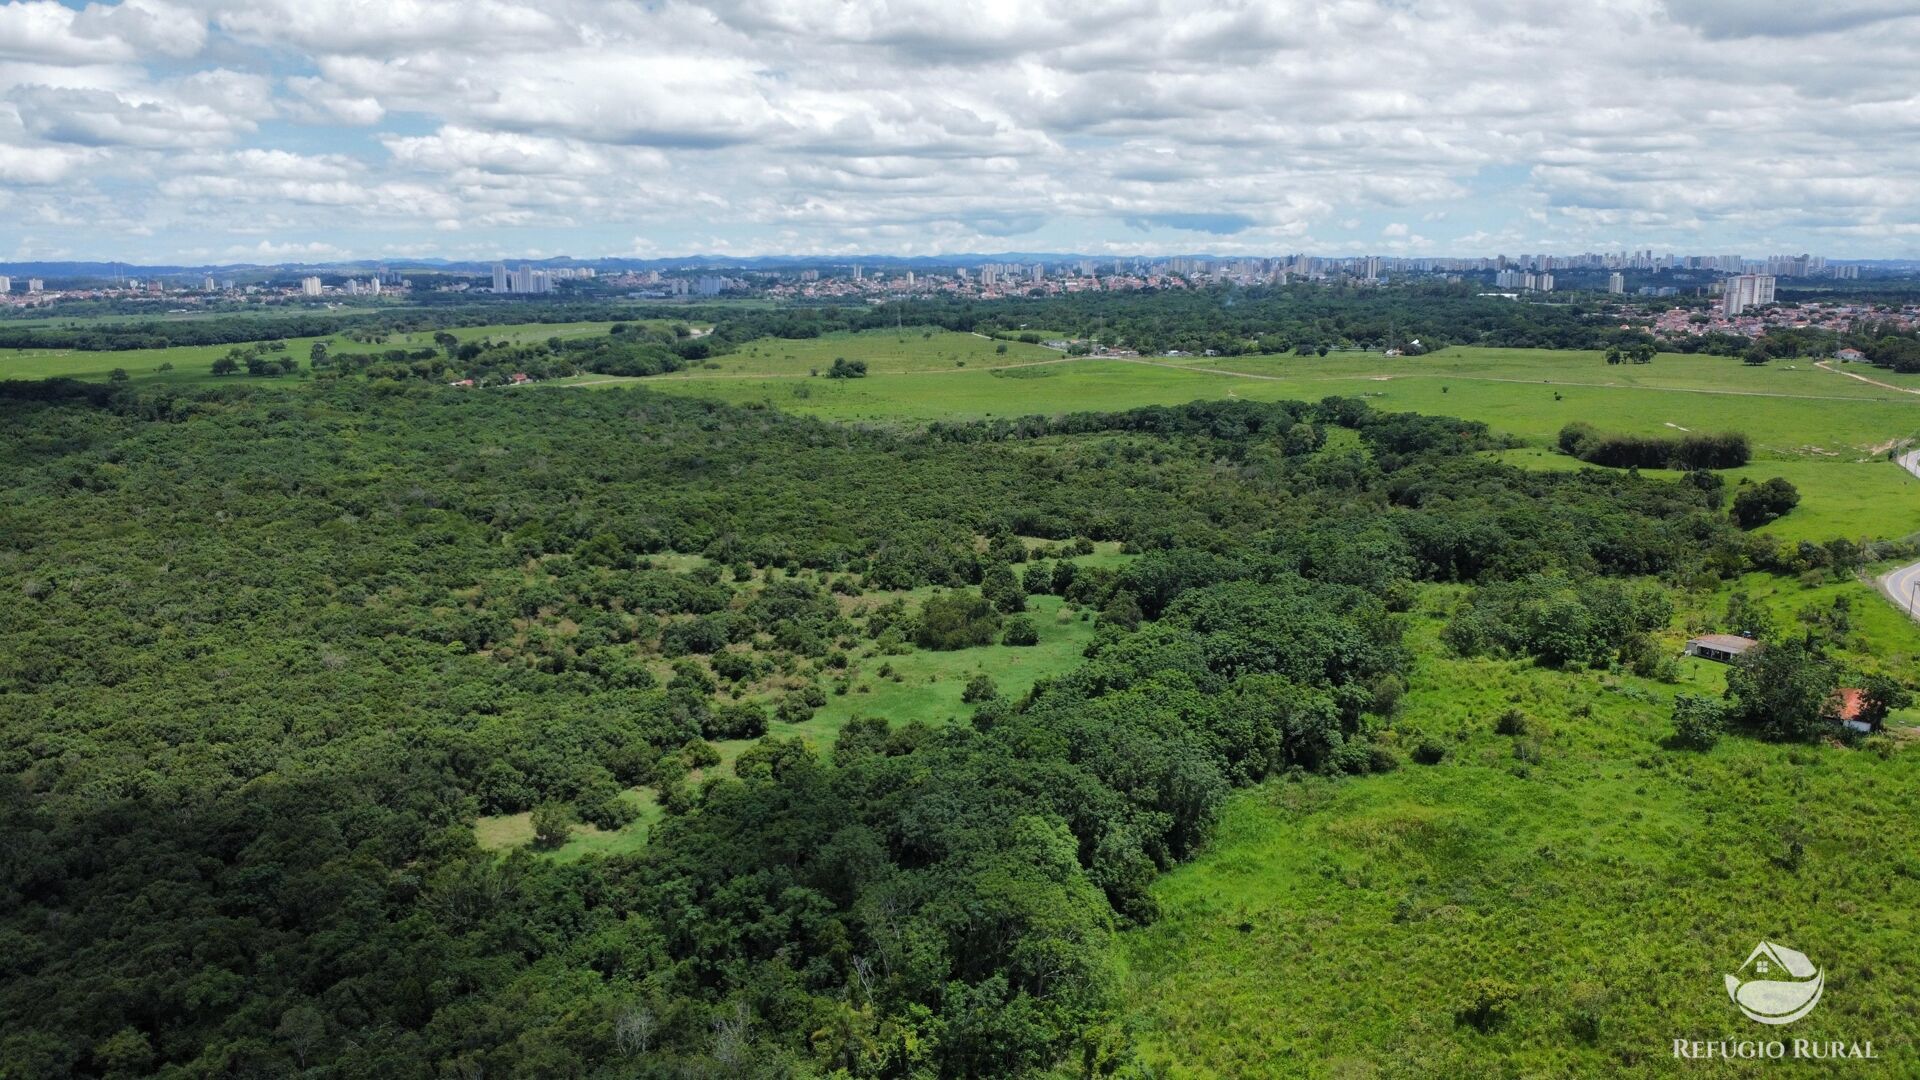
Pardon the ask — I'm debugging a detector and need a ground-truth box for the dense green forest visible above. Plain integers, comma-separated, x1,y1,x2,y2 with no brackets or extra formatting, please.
2,369,1901,1076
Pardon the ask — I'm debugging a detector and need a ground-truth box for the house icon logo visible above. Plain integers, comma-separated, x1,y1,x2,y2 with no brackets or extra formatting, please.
1725,941,1824,1025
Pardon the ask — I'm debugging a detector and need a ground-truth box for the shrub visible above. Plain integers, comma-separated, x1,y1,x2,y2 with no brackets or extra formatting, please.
531,802,576,849
1411,739,1447,765
703,701,769,740
1731,477,1800,528
961,673,1000,703
1456,978,1518,1033
1670,694,1725,750
1367,744,1403,773
710,650,756,681
914,589,1001,650
681,739,722,769
1494,708,1529,736
1002,615,1039,646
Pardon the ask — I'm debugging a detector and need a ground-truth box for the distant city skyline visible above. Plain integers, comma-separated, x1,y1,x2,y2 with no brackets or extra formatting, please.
0,247,1904,277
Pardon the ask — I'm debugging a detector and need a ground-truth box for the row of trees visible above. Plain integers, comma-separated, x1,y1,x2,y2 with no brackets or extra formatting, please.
1558,422,1752,471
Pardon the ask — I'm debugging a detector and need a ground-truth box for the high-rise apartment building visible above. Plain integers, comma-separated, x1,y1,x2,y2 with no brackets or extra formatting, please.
1608,272,1625,294
300,276,322,296
1722,273,1776,316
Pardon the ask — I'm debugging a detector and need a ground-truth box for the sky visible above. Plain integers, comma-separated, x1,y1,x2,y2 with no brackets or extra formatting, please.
3,0,1919,265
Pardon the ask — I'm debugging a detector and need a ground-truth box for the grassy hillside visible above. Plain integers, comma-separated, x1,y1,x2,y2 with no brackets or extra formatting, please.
1121,581,1920,1077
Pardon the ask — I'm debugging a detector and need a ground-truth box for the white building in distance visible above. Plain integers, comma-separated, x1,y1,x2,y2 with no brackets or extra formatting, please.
1722,273,1777,316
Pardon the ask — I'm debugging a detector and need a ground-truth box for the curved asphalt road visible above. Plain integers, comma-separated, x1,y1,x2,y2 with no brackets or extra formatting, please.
1880,449,1920,623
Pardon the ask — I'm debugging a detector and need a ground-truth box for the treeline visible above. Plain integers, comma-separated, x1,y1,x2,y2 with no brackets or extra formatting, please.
747,284,1655,354
0,377,1878,1076
314,321,701,384
1557,421,1750,470
0,302,666,352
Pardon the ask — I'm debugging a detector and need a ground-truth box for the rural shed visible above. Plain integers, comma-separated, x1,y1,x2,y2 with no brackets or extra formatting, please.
1685,634,1759,663
1832,688,1875,734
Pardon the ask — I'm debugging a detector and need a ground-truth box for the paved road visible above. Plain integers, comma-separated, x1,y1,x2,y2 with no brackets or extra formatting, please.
1879,449,1920,623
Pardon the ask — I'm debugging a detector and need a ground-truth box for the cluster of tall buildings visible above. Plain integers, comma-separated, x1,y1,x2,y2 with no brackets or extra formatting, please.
0,276,44,294
493,264,551,295
975,263,1046,288
1494,269,1554,292
491,263,596,295
1721,273,1778,316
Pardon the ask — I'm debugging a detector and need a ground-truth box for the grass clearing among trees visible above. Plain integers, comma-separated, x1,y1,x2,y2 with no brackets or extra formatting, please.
1120,584,1920,1076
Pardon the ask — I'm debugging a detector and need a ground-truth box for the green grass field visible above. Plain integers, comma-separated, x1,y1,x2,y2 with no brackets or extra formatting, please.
1494,449,1920,543
1119,580,1920,1077
629,342,1920,543
0,319,638,386
652,326,1063,378
475,787,663,862
769,591,1102,749
640,344,1920,453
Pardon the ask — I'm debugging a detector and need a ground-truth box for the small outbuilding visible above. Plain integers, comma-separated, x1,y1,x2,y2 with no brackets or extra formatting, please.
1685,634,1759,664
1834,348,1866,362
1832,688,1874,734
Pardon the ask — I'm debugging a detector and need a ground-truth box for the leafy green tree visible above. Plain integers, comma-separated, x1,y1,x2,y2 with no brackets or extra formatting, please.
961,673,1000,703
1002,614,1039,646
1724,640,1836,742
915,589,1001,649
1859,674,1913,729
982,562,1026,613
531,801,576,848
1670,694,1725,750
1732,477,1799,528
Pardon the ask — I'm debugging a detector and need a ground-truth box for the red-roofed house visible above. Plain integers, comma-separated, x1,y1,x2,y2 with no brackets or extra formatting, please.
510,372,531,384
1831,688,1874,734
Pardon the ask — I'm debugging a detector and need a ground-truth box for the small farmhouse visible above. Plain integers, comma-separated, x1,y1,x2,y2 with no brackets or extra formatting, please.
1684,634,1758,663
1832,688,1874,734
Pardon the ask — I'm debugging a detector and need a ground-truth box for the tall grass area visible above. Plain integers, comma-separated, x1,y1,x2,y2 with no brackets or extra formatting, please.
1120,584,1920,1076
